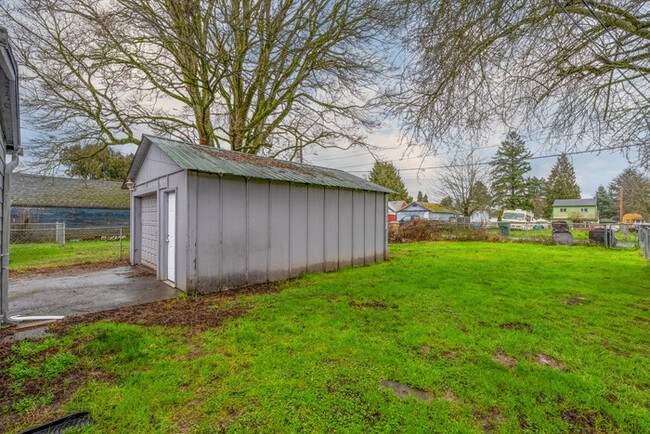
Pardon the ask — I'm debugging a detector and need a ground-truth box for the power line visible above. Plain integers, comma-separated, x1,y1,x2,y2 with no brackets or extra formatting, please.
310,143,502,168
341,142,643,173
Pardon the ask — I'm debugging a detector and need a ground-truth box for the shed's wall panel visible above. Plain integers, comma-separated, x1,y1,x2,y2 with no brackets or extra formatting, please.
375,194,386,261
323,188,339,271
352,191,365,266
247,179,270,284
307,185,325,273
364,191,376,264
193,173,221,292
137,145,181,183
289,184,308,277
268,182,290,282
183,176,386,293
337,189,353,268
220,176,247,286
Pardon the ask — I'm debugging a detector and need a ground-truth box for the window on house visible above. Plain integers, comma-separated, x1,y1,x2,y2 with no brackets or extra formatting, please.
580,208,588,213
560,208,567,212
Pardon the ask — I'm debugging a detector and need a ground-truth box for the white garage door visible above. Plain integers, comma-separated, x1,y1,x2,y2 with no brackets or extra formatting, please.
140,194,158,270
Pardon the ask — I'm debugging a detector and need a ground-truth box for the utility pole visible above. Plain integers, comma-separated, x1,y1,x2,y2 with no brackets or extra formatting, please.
619,188,623,222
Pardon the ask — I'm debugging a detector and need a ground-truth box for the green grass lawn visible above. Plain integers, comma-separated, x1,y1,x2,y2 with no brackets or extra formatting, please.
2,242,649,432
9,240,130,272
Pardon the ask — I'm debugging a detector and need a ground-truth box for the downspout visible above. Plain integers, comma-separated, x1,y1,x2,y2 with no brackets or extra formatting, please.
0,150,18,323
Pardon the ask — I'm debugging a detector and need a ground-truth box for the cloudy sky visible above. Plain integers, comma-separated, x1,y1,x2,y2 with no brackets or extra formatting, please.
302,126,634,201
19,120,633,202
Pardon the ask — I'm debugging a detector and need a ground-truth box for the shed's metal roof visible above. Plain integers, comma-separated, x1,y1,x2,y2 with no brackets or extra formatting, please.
552,198,596,207
12,173,130,209
132,135,392,193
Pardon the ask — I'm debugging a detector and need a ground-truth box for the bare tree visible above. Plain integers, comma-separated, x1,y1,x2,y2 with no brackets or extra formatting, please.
385,0,650,166
435,149,491,217
1,0,386,166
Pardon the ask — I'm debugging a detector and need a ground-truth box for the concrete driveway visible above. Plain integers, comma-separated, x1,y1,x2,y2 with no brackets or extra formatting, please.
8,266,177,317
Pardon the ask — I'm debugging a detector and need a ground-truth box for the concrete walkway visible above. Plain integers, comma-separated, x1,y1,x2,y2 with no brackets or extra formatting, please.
8,266,177,317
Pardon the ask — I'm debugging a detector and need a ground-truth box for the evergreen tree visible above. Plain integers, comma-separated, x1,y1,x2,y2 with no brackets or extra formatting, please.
417,191,424,202
423,194,428,202
544,153,581,219
440,196,453,208
526,176,546,218
489,131,532,209
369,161,409,201
595,185,616,220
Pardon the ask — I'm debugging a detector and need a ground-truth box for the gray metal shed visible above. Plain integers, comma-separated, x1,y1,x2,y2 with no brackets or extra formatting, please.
124,135,391,293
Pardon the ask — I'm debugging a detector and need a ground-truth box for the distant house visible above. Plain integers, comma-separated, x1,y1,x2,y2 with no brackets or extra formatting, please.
11,174,130,227
621,213,644,225
551,198,598,222
387,200,407,222
397,202,457,222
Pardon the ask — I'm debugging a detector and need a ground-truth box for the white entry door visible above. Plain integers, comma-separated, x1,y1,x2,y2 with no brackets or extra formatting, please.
166,191,176,282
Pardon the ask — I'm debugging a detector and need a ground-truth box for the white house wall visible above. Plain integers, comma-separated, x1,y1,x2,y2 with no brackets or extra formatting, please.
188,171,387,294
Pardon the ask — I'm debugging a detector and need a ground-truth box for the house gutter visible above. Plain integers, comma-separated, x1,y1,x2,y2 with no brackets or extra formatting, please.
0,150,18,323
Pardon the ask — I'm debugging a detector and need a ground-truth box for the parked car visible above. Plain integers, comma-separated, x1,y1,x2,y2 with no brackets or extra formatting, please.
399,215,421,227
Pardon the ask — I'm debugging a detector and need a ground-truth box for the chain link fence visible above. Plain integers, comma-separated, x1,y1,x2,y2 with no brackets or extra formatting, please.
10,222,129,271
483,221,639,247
390,220,641,249
638,224,650,260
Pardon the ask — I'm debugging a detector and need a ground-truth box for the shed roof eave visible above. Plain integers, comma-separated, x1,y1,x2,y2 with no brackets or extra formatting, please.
186,169,394,194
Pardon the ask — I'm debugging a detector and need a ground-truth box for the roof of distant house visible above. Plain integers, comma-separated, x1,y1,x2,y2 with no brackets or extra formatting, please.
552,198,597,207
398,202,458,214
387,200,407,213
127,135,393,194
11,173,130,209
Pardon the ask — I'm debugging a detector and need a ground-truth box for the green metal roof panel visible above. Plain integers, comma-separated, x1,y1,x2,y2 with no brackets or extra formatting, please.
144,135,392,193
12,173,130,209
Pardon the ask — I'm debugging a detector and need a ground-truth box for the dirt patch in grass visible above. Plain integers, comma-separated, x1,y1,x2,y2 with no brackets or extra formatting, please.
441,350,460,359
499,321,533,332
380,380,432,402
560,296,588,306
536,353,565,370
627,304,649,312
50,282,280,334
349,300,388,309
440,389,457,401
0,336,114,433
560,408,616,431
10,260,130,281
475,407,504,431
1,282,284,432
492,351,518,369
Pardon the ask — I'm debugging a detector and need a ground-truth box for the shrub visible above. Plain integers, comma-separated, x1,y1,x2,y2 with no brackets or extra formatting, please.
395,221,499,243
